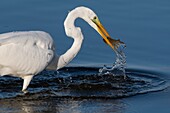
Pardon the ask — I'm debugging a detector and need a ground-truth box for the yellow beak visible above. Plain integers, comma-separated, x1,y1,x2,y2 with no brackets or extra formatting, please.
92,17,124,51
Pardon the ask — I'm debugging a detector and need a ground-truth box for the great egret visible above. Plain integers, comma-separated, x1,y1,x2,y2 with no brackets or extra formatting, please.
0,6,124,92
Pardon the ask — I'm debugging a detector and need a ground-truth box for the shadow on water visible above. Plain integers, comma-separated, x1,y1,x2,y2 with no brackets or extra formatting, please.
0,67,169,113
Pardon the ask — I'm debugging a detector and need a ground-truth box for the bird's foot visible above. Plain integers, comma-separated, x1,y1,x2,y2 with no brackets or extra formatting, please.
17,90,29,96
22,89,29,94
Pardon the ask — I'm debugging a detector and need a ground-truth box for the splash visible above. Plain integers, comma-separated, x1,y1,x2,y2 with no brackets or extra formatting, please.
0,67,167,99
99,43,126,77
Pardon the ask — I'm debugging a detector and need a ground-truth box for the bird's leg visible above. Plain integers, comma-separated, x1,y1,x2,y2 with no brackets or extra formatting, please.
22,75,33,93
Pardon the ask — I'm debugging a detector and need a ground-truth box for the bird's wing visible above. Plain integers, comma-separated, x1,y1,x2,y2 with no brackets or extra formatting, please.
0,31,55,76
0,31,54,48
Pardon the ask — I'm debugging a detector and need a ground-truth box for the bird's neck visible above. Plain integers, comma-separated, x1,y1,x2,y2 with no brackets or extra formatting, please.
47,37,83,70
56,8,86,69
64,8,86,38
47,9,85,70
58,37,83,69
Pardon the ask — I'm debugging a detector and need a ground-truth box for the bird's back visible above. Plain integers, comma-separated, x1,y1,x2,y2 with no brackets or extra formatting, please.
0,31,55,77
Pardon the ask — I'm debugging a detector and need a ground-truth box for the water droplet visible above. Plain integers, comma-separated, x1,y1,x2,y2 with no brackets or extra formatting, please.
99,43,126,77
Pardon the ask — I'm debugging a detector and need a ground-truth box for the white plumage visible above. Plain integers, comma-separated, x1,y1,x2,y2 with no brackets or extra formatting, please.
0,31,54,76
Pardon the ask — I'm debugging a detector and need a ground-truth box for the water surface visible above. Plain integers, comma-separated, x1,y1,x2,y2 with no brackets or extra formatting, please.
0,0,170,113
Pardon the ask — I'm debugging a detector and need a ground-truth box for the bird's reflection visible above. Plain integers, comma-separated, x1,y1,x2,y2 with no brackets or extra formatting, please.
0,98,124,113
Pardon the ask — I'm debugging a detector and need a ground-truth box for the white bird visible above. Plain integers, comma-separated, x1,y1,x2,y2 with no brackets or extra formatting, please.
0,6,123,92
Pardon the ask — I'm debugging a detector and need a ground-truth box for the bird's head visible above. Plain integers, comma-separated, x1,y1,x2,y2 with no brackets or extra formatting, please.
79,6,125,52
65,6,125,51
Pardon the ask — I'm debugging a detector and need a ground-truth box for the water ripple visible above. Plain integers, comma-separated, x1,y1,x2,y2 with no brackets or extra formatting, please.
0,67,168,99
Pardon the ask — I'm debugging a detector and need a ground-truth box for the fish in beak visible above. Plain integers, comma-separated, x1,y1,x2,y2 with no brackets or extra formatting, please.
92,17,125,52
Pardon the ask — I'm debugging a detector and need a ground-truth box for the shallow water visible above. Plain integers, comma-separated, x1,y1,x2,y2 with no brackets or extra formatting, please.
0,67,168,113
0,0,170,113
0,67,167,99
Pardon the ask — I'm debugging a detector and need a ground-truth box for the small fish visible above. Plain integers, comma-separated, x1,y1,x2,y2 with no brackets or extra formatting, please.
103,36,125,52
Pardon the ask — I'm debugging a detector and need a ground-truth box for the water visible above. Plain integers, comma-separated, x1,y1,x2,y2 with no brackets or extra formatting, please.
99,44,126,77
0,0,170,113
0,67,167,99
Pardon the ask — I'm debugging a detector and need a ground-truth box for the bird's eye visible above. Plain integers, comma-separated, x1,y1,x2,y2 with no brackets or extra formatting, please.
93,16,97,20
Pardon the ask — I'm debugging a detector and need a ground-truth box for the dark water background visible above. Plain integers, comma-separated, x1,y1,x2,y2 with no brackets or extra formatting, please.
0,0,170,113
